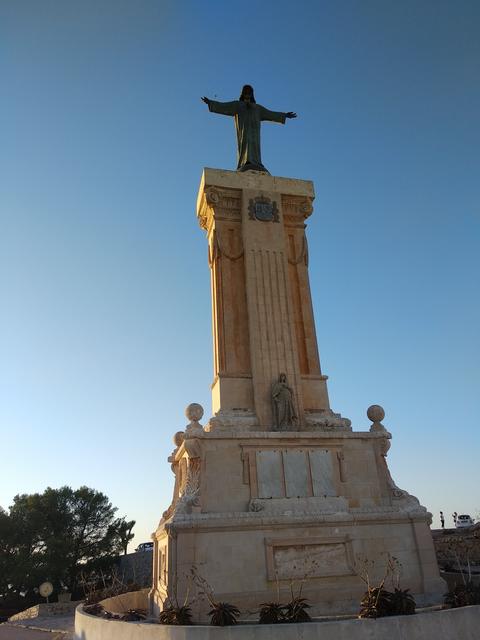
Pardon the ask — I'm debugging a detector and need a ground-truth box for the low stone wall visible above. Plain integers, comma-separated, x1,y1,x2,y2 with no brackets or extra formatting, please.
75,602,480,640
10,600,81,620
433,524,480,569
115,551,153,587
100,589,149,614
441,570,480,592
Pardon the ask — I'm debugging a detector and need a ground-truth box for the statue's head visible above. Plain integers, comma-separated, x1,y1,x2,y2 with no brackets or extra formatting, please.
279,372,286,383
239,85,256,103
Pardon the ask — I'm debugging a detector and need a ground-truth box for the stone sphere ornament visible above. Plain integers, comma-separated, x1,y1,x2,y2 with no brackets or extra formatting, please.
173,431,185,447
185,403,204,423
367,404,386,432
367,404,385,423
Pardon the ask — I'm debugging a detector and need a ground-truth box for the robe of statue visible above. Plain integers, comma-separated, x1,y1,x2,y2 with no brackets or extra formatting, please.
272,375,297,430
207,100,287,172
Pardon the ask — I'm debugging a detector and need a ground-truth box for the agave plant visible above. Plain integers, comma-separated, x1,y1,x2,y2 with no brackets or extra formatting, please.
445,582,480,608
120,608,148,622
84,603,104,616
283,597,312,623
102,611,120,620
208,601,240,626
359,587,392,619
159,605,193,625
258,601,285,624
389,588,415,615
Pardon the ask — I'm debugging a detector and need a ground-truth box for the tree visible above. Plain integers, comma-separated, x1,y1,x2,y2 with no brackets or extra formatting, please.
0,508,17,597
117,519,136,555
0,486,135,597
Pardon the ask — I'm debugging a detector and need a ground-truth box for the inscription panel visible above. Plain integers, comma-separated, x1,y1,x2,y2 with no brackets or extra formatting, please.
256,450,283,498
253,447,338,500
265,536,355,580
309,449,336,497
283,450,308,497
274,544,348,579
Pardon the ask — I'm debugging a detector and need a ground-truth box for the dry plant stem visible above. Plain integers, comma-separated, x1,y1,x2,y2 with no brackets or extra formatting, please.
190,565,216,607
182,575,192,609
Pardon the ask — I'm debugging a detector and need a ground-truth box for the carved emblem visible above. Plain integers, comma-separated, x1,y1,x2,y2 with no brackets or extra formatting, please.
205,187,220,205
248,197,279,223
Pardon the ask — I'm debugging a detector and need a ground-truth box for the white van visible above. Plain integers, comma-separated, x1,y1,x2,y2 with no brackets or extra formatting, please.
456,514,474,528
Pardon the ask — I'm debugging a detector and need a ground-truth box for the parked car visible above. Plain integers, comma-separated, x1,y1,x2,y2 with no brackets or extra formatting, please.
456,514,474,528
135,542,154,552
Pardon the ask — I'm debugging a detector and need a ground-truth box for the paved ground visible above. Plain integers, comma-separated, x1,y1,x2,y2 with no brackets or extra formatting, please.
0,627,70,639
0,614,74,639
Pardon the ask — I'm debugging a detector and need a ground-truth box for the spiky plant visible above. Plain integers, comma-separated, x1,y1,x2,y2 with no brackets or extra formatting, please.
389,588,415,615
159,606,176,624
445,582,480,608
173,605,193,625
283,597,312,623
359,587,392,619
159,605,193,625
208,601,240,626
121,608,147,622
258,602,285,624
84,603,104,616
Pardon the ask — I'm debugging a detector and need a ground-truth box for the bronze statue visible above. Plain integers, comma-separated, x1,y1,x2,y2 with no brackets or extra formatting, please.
201,85,296,173
272,373,297,430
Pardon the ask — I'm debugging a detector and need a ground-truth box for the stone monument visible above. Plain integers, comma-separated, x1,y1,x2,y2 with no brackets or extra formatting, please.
150,90,444,619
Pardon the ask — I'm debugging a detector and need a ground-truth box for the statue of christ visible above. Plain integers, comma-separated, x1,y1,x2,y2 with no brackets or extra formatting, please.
201,84,297,173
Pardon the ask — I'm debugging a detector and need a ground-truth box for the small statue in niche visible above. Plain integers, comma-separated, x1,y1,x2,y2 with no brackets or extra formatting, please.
272,373,297,430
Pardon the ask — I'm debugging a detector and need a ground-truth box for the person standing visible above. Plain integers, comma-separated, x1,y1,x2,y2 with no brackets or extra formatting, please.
453,511,458,526
440,511,445,528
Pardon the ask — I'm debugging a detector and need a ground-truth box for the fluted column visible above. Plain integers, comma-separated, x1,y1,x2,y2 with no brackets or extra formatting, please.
197,169,330,429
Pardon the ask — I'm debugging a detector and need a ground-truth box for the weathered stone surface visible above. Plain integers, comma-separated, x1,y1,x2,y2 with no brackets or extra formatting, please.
196,168,335,430
309,449,336,496
9,601,80,621
152,427,444,620
150,170,445,622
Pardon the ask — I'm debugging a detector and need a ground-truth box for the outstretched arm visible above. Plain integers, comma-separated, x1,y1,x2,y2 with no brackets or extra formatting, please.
201,96,238,117
259,105,297,123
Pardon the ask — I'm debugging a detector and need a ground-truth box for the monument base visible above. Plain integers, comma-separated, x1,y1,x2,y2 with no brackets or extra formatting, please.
151,422,445,621
150,168,444,620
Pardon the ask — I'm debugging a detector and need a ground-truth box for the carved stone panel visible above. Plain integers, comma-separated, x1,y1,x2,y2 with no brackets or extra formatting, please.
283,450,309,497
265,536,355,580
309,449,336,497
256,450,284,498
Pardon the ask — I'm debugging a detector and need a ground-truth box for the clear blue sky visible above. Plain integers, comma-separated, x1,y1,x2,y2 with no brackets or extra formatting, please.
1,1,479,548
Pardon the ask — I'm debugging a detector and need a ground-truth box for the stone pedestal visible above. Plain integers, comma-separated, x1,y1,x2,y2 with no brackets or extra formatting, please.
150,169,444,620
196,169,345,431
